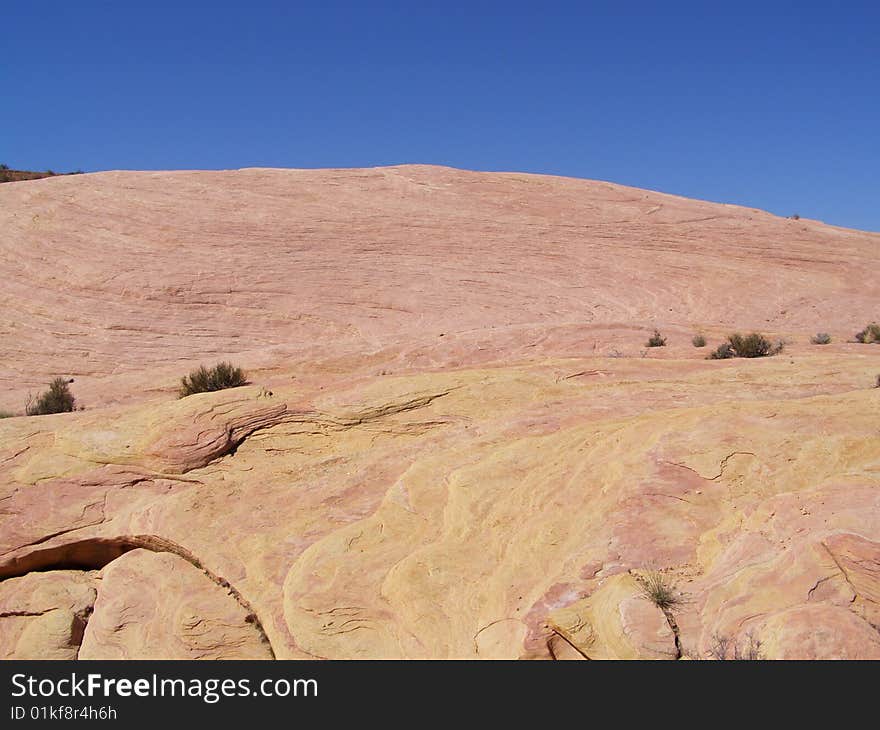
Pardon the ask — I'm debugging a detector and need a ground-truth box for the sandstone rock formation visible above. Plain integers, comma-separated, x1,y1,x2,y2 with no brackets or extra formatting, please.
1,165,878,659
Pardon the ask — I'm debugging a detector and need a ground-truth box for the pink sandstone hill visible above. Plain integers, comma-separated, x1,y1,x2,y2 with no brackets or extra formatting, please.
1,164,879,660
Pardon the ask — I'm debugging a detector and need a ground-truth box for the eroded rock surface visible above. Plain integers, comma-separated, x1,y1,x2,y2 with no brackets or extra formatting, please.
78,549,272,659
0,571,97,659
1,166,879,659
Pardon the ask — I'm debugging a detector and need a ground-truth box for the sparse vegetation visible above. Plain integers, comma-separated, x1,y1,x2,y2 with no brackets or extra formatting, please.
692,334,706,348
855,323,880,344
25,377,76,415
708,342,735,359
0,410,15,418
646,330,666,347
729,332,774,357
638,572,680,611
179,361,248,397
0,166,81,183
708,332,781,359
811,332,832,345
875,374,880,389
707,632,764,660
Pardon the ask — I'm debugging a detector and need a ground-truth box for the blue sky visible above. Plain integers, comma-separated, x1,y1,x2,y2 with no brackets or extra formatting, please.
4,2,879,230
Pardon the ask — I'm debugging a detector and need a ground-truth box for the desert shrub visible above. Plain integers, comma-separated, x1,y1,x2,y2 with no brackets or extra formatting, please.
707,632,763,660
692,334,706,348
0,163,8,170
179,361,247,397
708,342,735,359
26,377,76,415
728,332,775,357
875,375,880,389
855,323,880,344
645,330,666,347
638,572,680,611
708,333,785,359
811,333,832,345
0,410,15,418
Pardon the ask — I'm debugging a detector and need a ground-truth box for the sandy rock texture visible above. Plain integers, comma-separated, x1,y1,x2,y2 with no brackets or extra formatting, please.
1,165,879,659
77,549,272,660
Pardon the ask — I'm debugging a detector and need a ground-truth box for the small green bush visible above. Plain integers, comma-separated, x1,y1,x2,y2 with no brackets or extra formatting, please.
708,332,785,360
708,333,781,359
0,410,15,418
708,342,735,359
855,323,880,344
728,333,774,357
179,362,248,397
639,572,680,611
645,330,666,347
811,333,832,345
692,334,707,348
26,377,76,415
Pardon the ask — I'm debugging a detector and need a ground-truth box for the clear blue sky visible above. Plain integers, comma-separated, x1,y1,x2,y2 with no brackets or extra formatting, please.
4,1,879,231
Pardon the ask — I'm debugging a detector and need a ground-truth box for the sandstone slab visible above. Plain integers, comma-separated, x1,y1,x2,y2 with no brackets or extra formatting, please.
1,167,879,659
